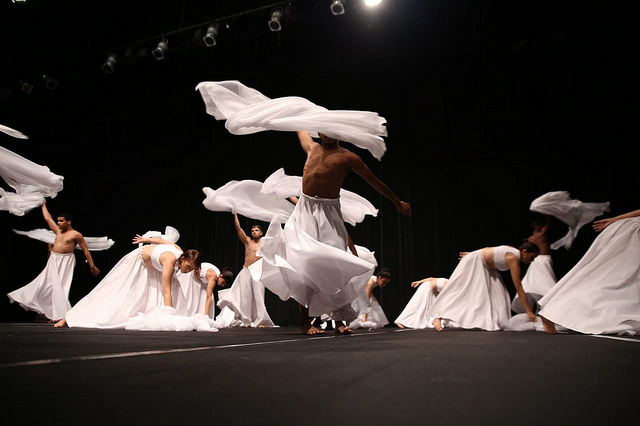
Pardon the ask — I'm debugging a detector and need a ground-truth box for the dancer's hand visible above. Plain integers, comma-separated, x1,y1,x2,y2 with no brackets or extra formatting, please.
396,201,412,216
132,234,147,245
527,311,537,323
593,218,614,232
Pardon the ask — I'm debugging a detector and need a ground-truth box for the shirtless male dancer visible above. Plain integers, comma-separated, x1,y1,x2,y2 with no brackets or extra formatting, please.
296,130,411,335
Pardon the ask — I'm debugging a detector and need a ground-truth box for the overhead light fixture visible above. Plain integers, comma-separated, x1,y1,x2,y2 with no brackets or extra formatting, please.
330,1,345,15
152,39,168,60
101,54,117,74
364,0,383,6
42,74,58,90
19,81,34,94
268,8,282,32
203,23,218,47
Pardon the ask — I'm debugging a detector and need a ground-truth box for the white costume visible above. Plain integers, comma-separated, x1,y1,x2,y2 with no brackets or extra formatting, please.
7,251,76,320
64,244,217,331
215,259,276,328
0,123,28,139
0,145,64,216
428,246,518,331
177,262,220,317
13,228,115,251
348,275,389,329
538,218,640,335
196,80,388,160
394,278,447,329
258,193,375,320
511,254,556,314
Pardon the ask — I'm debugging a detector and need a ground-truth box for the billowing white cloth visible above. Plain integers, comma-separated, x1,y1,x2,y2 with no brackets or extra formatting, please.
138,226,180,245
216,259,276,328
196,80,388,160
7,252,76,320
64,247,190,329
0,145,64,216
177,262,220,317
0,124,28,139
428,251,511,331
394,279,447,329
530,191,610,250
12,228,115,251
511,254,556,314
538,218,640,335
258,193,375,320
348,276,389,330
202,179,294,224
125,306,219,332
261,168,378,226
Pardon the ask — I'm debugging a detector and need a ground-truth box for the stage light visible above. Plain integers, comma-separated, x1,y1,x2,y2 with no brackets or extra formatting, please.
330,1,345,15
152,39,168,60
101,54,117,74
203,23,218,47
19,81,34,94
268,8,282,32
42,75,58,90
364,0,382,6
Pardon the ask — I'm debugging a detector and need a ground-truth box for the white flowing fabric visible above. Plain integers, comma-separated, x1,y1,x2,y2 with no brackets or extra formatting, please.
511,254,556,314
196,80,388,160
7,252,76,320
216,259,276,328
0,145,64,216
0,124,28,139
394,279,448,329
138,226,180,245
258,193,375,320
348,276,389,330
261,168,378,226
13,228,115,251
538,218,640,335
202,180,294,224
428,251,511,331
530,191,610,250
64,247,217,331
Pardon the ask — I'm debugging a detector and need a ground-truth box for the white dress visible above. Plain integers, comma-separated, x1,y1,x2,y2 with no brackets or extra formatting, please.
7,251,76,320
177,262,220,317
394,278,447,329
538,218,640,335
428,247,517,331
215,259,276,328
348,276,389,329
258,193,376,320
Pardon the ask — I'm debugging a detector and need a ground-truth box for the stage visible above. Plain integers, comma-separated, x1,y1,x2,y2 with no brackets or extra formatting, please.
2,323,638,425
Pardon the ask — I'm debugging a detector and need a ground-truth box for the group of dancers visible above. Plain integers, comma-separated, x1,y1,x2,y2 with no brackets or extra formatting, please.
3,81,639,335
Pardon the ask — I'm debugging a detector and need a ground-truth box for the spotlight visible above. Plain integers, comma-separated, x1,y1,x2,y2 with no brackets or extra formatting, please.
364,0,382,6
268,8,282,32
42,75,58,90
203,23,218,47
152,40,168,60
19,81,34,94
101,54,117,74
330,1,345,15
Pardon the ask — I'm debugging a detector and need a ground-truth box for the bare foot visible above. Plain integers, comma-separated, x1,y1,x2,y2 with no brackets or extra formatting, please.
433,318,443,331
396,322,406,329
335,324,353,335
53,318,67,328
540,316,558,334
301,324,325,335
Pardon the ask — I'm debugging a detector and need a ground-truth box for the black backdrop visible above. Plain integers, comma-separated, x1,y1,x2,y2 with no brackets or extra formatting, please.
1,0,637,323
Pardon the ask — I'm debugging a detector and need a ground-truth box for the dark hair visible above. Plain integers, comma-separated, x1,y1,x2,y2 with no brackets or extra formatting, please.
251,224,263,232
219,266,234,285
377,267,392,280
181,249,202,277
58,212,73,222
519,240,540,253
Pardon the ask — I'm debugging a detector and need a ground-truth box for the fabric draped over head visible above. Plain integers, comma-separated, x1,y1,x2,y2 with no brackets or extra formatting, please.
196,80,388,160
530,191,610,250
0,145,64,216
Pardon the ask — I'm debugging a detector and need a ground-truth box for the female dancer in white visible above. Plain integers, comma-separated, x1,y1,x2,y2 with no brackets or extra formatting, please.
430,241,539,331
539,208,640,335
395,277,448,329
54,235,201,328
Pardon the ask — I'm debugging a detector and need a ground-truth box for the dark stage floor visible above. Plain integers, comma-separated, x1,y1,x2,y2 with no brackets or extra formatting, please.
2,323,639,426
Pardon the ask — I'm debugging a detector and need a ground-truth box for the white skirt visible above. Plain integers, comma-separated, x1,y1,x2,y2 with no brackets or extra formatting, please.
348,292,389,329
511,254,557,314
428,251,511,331
8,252,76,320
216,260,276,328
176,271,211,318
394,282,440,329
258,194,375,319
538,218,640,335
64,248,187,329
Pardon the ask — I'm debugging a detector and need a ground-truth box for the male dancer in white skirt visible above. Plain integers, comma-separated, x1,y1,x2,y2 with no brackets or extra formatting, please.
258,131,411,335
8,202,100,321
